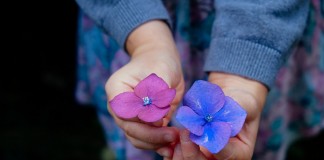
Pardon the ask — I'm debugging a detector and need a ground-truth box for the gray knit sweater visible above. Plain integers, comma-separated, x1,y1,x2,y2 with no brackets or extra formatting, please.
75,0,309,88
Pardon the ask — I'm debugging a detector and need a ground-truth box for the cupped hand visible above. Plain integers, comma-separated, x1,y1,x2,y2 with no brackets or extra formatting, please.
105,20,185,158
172,72,268,160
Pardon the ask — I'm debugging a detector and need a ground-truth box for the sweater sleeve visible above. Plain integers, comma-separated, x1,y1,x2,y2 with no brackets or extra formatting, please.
203,0,309,88
75,0,171,49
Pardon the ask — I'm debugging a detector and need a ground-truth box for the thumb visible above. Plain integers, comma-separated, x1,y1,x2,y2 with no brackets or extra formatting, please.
180,130,207,160
211,138,252,160
105,73,135,101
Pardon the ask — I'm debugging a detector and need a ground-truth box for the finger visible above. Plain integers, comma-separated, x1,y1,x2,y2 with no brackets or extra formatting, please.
144,119,163,127
125,134,162,150
164,104,178,125
164,78,185,125
105,68,143,101
121,121,179,144
212,138,250,160
172,144,183,160
212,117,259,160
180,130,207,160
211,142,235,160
156,146,173,158
107,104,141,124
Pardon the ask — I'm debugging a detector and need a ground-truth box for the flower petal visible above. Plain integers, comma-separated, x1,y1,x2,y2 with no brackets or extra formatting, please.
134,73,169,98
214,96,247,136
152,88,176,108
109,92,144,119
184,80,225,116
190,122,231,154
138,104,170,122
175,106,205,136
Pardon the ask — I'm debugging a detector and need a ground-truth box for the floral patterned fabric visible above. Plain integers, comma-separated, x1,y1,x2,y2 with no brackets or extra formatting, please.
75,0,323,159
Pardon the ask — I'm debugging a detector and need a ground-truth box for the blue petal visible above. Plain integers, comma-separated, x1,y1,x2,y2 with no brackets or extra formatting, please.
214,96,247,136
176,106,205,136
184,80,225,116
190,122,231,154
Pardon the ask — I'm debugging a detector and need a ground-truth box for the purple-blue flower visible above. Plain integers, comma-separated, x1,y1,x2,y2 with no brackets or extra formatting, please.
176,80,247,153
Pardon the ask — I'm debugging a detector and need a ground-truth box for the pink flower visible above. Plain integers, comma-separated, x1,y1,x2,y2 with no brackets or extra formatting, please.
109,73,176,122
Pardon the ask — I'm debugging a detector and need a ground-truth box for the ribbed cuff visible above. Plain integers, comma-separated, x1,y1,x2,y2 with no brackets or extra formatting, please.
103,0,171,50
204,38,283,89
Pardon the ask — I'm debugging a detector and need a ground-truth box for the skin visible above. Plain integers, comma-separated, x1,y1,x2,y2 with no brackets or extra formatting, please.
172,73,268,160
106,20,185,157
105,20,268,159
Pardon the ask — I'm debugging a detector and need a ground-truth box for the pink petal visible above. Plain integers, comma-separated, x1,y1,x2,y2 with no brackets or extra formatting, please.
138,104,170,122
214,96,247,136
152,88,176,108
184,80,225,116
190,122,231,154
175,106,205,136
109,92,144,119
134,73,169,98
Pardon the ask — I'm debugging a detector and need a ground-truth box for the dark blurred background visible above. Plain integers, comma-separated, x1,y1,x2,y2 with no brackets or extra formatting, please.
1,1,323,160
2,1,106,160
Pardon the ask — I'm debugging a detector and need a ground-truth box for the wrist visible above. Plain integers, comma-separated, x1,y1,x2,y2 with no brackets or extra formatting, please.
125,20,181,79
126,20,177,57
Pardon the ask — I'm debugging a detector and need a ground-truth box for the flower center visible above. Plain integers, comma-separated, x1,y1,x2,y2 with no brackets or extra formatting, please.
142,97,152,106
204,115,213,122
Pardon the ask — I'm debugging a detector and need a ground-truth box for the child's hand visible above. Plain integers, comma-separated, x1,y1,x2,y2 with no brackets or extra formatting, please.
105,20,185,158
172,72,268,160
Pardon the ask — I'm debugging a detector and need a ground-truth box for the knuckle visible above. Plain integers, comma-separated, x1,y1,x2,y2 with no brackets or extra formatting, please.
126,135,144,150
146,135,155,144
123,123,133,136
183,153,196,160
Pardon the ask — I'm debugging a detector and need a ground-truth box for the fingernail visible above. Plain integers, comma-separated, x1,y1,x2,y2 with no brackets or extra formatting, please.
164,134,175,142
157,148,170,157
215,142,235,160
180,130,190,142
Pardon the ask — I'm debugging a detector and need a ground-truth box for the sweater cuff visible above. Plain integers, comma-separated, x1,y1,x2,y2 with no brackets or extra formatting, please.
103,0,171,50
203,38,283,89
